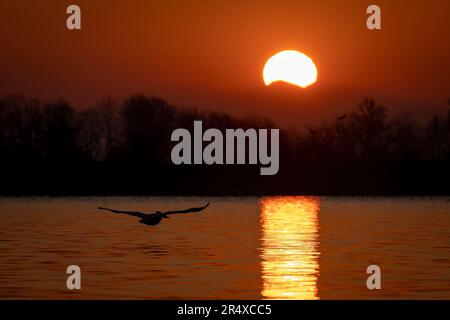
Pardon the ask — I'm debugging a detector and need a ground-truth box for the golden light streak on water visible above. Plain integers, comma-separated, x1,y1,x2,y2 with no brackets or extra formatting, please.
260,196,320,299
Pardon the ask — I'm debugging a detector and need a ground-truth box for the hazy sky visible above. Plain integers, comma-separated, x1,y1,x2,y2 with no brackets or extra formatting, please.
0,0,449,125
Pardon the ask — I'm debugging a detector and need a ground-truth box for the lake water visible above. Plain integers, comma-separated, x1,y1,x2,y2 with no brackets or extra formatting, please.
0,196,449,299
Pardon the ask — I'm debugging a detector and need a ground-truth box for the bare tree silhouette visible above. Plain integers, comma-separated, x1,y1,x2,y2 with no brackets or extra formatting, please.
0,94,449,195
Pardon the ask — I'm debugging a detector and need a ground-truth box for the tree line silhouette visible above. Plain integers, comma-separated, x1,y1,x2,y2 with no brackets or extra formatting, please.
0,94,449,195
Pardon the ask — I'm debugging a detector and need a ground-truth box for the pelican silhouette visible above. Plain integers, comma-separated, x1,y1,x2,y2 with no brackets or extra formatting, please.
98,203,209,226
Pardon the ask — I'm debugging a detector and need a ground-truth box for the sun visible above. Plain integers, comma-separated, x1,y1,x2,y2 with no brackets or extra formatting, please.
263,50,318,88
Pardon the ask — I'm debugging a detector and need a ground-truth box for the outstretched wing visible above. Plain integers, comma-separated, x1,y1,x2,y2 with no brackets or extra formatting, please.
162,203,210,216
98,207,148,219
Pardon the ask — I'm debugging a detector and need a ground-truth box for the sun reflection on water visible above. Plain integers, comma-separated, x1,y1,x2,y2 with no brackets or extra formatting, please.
260,196,320,299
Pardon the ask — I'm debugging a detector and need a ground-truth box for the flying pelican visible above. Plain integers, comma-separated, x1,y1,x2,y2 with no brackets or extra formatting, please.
98,203,209,226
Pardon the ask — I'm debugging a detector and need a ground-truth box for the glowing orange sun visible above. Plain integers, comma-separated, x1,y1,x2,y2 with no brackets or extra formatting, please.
263,50,318,88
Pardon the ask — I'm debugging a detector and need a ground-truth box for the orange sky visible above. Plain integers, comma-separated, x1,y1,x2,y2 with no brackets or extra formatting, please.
0,0,449,125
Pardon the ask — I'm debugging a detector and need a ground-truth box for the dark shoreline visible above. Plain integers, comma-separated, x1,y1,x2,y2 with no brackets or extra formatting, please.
1,189,449,197
1,94,449,199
